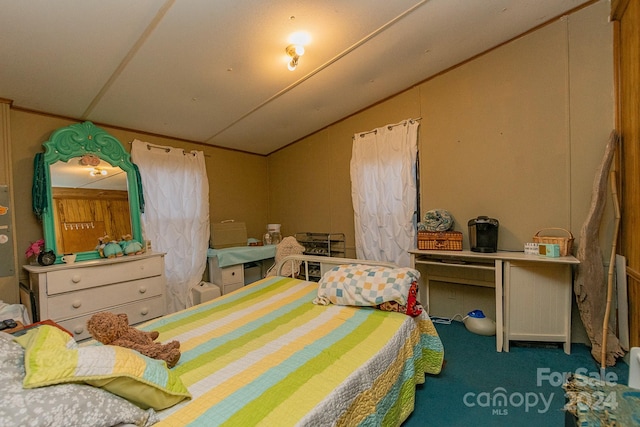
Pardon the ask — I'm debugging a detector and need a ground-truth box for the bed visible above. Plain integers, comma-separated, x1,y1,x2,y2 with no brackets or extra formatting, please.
1,255,444,427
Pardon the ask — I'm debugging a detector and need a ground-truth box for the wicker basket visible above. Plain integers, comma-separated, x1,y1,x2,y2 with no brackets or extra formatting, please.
532,228,574,256
417,231,463,251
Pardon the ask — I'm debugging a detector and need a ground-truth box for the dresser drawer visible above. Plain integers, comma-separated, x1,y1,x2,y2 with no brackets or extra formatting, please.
47,276,164,320
221,264,244,284
46,257,163,295
59,295,166,341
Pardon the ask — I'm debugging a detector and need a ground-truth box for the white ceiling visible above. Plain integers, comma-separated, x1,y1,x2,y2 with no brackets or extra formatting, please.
50,158,127,190
1,0,591,155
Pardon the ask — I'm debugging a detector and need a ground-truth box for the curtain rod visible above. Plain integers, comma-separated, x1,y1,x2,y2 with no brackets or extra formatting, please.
129,140,198,156
355,117,422,138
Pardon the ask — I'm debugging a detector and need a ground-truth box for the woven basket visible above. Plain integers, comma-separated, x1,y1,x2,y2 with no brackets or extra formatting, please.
532,228,574,256
417,231,463,251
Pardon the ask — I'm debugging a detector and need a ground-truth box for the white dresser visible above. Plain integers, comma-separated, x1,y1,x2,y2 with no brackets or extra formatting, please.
23,252,167,341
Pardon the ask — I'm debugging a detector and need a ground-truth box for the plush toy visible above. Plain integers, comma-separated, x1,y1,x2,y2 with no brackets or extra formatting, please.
95,235,123,258
95,235,108,258
119,234,145,256
87,312,181,368
103,240,123,258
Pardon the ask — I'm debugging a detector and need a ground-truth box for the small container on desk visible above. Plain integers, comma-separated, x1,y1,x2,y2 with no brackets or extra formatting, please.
417,231,463,251
532,228,574,256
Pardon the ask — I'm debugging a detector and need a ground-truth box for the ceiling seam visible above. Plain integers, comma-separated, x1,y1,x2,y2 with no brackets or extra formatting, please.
205,0,432,143
81,0,176,119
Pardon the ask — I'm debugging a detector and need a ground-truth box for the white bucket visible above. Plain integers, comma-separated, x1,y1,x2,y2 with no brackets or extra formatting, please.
267,224,282,245
267,224,281,233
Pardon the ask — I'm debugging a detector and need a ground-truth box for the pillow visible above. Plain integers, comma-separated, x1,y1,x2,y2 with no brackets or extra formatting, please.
376,280,422,316
0,331,159,427
313,264,423,316
16,325,190,410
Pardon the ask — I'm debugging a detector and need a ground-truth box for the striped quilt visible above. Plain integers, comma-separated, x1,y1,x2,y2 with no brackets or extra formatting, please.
141,276,444,426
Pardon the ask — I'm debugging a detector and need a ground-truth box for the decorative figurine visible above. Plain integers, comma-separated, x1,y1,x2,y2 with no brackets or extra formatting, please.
103,240,124,258
119,234,145,256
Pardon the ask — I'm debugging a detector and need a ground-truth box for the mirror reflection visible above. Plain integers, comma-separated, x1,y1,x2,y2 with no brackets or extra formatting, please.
49,156,132,254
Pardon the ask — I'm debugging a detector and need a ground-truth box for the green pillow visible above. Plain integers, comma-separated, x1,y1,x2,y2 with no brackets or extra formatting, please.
16,325,190,410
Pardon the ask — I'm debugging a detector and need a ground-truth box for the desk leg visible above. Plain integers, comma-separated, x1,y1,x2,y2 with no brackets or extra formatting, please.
411,253,429,312
424,276,430,314
495,259,503,352
563,265,572,355
207,257,214,283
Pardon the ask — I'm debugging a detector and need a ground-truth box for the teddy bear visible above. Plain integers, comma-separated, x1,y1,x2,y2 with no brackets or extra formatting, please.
119,234,145,256
95,235,123,258
87,312,181,368
103,240,124,258
95,235,108,257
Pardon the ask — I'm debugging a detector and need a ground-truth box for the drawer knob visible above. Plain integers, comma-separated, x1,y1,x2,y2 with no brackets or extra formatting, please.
74,326,84,334
139,286,147,294
72,300,82,309
141,308,149,315
72,274,81,283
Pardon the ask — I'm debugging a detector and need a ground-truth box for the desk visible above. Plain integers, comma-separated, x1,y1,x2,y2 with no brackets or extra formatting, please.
409,249,579,353
207,245,277,268
207,246,276,294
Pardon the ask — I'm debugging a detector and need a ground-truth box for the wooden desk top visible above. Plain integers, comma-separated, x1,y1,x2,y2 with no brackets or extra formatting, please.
409,249,580,264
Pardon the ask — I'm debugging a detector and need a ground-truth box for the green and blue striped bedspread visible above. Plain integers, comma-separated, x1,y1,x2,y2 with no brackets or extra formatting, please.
141,276,444,426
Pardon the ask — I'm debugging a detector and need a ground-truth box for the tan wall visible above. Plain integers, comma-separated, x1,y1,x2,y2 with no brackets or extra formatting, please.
269,1,614,256
9,110,269,296
267,2,613,341
423,2,615,250
268,88,421,257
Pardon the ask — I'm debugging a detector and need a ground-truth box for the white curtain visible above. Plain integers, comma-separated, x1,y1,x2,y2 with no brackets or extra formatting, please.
350,119,419,267
131,140,210,313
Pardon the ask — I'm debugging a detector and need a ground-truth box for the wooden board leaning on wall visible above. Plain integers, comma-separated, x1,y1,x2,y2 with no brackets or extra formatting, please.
51,187,131,253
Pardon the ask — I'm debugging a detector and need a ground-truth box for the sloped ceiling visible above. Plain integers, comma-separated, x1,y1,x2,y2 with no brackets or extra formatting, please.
0,0,592,155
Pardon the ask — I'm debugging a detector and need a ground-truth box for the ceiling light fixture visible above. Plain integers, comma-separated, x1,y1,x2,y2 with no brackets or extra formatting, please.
286,44,305,71
89,167,108,177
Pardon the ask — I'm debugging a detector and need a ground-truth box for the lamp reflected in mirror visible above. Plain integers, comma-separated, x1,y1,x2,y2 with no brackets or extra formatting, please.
89,167,107,177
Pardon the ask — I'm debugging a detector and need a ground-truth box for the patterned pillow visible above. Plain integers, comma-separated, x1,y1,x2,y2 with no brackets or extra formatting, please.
0,331,159,427
313,264,423,316
376,280,422,316
15,325,191,410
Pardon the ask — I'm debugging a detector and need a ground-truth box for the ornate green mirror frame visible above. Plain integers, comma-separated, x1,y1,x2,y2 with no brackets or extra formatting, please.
41,121,143,262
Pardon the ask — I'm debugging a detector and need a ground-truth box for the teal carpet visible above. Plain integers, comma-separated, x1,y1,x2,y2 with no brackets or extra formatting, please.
404,320,629,426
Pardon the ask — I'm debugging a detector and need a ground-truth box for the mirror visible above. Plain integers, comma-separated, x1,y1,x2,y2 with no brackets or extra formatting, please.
40,121,143,262
50,158,130,254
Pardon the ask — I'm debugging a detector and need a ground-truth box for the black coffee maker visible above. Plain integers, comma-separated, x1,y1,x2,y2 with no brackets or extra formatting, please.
468,216,499,253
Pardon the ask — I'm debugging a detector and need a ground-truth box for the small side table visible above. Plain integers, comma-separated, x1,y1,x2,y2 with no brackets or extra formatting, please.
3,321,24,334
9,319,73,337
